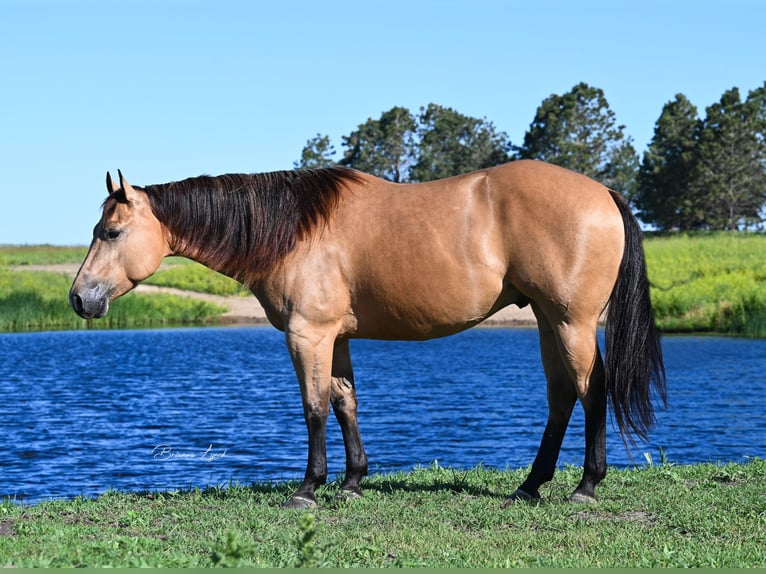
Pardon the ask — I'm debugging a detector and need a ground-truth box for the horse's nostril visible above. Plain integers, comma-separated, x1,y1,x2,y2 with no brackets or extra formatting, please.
70,292,83,314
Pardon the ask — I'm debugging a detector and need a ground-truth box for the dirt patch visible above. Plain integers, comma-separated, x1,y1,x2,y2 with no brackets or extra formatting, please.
134,284,272,324
0,520,15,537
14,263,82,274
573,509,657,526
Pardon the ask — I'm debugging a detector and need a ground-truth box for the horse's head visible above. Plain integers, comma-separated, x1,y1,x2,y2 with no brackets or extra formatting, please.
70,171,171,319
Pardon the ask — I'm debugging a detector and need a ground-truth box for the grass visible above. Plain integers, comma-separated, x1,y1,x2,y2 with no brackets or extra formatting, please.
645,233,766,337
0,244,86,266
0,460,764,567
0,268,226,332
144,257,250,296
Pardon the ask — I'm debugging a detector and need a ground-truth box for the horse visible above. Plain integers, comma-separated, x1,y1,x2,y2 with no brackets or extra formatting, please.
70,159,666,509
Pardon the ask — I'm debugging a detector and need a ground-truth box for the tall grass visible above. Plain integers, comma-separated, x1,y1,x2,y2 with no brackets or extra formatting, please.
0,269,225,332
645,233,766,337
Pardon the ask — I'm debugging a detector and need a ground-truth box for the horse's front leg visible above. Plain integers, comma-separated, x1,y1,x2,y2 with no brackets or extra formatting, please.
330,339,368,499
282,325,336,509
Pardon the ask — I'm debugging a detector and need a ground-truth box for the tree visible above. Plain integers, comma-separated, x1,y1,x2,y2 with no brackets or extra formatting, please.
294,134,337,169
690,86,766,230
603,139,640,201
635,94,701,230
339,106,417,182
517,82,639,195
410,103,512,182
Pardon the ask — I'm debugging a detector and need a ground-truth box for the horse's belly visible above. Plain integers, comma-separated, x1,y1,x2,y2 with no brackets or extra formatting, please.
349,279,520,340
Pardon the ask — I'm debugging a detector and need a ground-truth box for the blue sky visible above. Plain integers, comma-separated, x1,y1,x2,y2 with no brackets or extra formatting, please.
1,0,764,245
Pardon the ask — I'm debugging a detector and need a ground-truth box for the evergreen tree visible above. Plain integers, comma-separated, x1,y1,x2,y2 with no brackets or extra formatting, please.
691,86,766,230
635,94,700,230
517,82,638,195
294,134,337,169
339,106,417,182
410,103,512,182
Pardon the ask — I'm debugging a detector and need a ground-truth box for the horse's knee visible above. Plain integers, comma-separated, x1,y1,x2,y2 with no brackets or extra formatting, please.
304,407,329,432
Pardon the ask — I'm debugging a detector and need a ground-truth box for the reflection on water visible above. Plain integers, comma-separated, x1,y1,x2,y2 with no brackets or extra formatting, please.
0,326,763,502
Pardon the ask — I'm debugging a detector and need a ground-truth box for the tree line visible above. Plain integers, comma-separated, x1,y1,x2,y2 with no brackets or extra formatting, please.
295,82,766,231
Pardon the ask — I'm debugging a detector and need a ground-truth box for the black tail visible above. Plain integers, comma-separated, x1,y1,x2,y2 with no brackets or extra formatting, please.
605,191,667,445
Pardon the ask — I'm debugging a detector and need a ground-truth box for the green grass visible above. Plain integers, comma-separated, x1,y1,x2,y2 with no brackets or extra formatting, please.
0,268,226,332
0,460,764,567
0,244,87,266
145,257,250,296
645,233,766,337
0,251,235,332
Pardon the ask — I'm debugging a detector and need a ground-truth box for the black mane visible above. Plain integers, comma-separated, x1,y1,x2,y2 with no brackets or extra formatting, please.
138,167,362,285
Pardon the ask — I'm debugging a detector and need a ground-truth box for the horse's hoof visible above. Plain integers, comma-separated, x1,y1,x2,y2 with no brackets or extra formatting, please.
334,486,363,501
570,491,597,504
503,488,540,507
282,494,318,510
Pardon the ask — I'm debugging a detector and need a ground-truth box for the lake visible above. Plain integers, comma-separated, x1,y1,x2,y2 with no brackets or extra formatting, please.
0,326,764,502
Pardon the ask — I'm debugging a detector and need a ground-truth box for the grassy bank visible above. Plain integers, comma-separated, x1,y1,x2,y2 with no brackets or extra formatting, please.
0,266,226,332
2,234,766,335
645,233,766,337
144,257,250,296
0,246,242,332
0,461,764,567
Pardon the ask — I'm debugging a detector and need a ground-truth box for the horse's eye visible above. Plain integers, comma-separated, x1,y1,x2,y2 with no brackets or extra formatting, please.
103,228,121,241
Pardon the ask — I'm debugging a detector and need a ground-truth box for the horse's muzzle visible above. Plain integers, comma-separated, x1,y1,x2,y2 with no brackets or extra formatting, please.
69,287,110,319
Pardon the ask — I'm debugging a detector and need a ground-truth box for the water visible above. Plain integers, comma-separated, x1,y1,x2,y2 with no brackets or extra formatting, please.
0,326,763,502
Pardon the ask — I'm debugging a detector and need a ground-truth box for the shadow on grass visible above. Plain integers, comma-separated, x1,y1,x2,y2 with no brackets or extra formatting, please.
361,475,506,499
98,471,510,505
77,464,540,507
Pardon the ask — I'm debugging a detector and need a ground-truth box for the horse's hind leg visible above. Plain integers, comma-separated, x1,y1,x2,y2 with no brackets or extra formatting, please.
568,333,607,503
510,306,578,502
549,314,608,502
330,339,368,499
510,306,607,504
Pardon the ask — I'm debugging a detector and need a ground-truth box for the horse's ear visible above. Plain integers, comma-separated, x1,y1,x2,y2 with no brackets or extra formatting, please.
106,170,129,204
117,169,141,203
106,171,119,195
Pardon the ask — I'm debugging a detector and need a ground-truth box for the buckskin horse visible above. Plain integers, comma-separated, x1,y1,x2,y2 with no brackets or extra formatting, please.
70,159,666,508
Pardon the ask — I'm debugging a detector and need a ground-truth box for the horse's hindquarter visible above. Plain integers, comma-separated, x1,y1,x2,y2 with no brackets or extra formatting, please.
495,161,625,323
